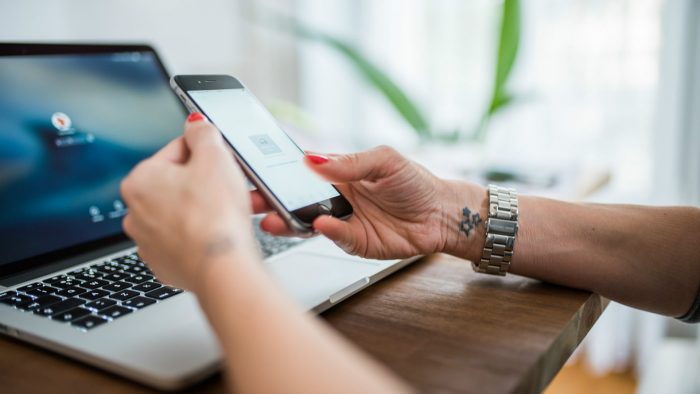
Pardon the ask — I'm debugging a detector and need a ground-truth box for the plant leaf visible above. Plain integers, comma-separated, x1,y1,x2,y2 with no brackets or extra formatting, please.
490,0,520,117
289,21,432,138
474,0,521,142
488,92,513,114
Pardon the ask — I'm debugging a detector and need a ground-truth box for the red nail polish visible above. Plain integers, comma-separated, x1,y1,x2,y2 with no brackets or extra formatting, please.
187,112,204,122
306,153,329,165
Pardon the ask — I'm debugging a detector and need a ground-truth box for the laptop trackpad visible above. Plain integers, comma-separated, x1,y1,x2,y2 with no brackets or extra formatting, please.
266,252,382,310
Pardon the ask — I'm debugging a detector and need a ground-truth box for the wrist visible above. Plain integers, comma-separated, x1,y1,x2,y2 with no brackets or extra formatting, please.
438,180,488,262
192,234,262,298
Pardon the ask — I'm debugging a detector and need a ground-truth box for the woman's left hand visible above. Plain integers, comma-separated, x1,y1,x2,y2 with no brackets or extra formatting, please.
120,113,260,292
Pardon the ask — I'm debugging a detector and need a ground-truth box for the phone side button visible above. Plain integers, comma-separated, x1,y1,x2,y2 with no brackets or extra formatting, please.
318,205,331,216
328,277,371,304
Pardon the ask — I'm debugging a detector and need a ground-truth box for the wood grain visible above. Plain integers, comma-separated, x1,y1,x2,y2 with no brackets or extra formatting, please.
0,254,606,393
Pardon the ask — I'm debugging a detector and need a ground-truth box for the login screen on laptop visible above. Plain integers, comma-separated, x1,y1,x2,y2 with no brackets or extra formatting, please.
0,51,185,267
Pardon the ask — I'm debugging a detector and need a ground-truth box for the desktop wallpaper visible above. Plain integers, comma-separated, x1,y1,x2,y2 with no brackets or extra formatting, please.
0,52,186,267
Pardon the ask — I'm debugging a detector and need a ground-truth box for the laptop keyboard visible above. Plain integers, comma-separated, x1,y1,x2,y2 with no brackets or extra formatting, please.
0,219,305,332
0,253,182,331
253,217,306,257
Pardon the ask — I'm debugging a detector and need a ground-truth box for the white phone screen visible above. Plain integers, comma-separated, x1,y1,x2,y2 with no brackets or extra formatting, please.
188,88,339,211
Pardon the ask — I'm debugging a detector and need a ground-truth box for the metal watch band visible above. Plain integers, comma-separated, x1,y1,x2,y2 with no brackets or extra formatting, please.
472,185,519,276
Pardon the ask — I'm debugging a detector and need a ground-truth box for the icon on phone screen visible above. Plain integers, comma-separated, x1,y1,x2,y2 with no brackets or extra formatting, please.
249,134,282,155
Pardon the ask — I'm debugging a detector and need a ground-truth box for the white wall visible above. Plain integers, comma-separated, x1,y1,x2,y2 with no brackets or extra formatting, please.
0,1,240,72
0,0,299,102
653,0,700,205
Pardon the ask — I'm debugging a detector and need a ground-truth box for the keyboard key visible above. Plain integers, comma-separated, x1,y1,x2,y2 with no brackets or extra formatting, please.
74,271,104,281
81,289,110,301
25,286,59,297
53,307,91,323
102,281,132,292
132,281,161,293
111,290,139,301
1,294,34,308
116,257,137,266
85,298,116,311
122,296,156,309
100,305,133,320
95,265,120,274
121,265,148,275
0,291,18,301
53,279,84,289
72,315,108,330
56,286,87,298
17,282,44,292
124,274,152,285
34,298,85,317
43,275,69,285
23,295,63,311
103,273,129,282
145,286,183,301
81,279,109,290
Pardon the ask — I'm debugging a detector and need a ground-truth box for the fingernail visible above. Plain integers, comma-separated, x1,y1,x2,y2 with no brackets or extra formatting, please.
305,153,329,165
187,112,205,122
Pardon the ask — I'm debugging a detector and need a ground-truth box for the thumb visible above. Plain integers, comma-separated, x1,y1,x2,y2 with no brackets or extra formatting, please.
313,215,362,256
304,145,403,184
183,112,228,165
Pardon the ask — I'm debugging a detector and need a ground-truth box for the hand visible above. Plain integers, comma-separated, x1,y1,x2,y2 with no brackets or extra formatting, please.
121,113,260,292
255,145,486,260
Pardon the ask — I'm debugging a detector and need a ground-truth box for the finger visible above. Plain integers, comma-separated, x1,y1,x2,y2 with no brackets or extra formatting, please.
304,145,403,183
259,213,295,236
251,190,274,214
122,214,136,240
120,158,165,205
312,215,359,254
150,136,189,164
183,112,228,166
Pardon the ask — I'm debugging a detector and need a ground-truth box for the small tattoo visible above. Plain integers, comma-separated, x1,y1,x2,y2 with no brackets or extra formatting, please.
459,207,482,236
203,237,235,258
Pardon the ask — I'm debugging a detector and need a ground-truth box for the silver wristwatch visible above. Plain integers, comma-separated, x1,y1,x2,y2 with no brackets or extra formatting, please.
472,185,519,276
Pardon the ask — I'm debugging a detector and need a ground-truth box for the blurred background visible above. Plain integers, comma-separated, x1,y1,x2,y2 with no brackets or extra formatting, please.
2,0,699,392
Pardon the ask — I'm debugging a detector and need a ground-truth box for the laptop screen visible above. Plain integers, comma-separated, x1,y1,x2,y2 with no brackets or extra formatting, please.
0,48,185,269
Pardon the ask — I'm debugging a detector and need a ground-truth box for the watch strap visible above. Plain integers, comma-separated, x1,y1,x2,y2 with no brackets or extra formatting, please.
472,185,519,276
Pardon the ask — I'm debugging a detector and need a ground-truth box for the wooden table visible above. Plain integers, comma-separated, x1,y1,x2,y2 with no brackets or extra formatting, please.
0,254,607,393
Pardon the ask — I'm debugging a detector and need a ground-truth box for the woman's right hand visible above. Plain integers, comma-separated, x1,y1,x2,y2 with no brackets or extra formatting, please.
255,145,486,260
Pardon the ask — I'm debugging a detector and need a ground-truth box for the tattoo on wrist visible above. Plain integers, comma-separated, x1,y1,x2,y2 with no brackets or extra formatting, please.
459,207,482,237
194,236,236,295
203,236,235,259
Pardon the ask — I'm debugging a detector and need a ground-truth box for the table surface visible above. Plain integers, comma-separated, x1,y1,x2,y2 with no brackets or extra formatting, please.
0,254,607,394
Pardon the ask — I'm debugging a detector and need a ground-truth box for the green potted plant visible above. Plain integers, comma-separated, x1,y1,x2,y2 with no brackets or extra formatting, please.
275,0,521,144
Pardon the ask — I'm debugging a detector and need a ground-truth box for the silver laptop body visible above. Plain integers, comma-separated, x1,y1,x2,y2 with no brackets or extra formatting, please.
0,43,417,390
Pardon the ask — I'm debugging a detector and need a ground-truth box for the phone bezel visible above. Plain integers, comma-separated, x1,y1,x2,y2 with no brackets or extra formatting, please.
171,75,353,234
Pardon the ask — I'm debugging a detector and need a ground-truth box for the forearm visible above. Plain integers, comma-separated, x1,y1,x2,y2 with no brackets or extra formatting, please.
196,249,412,394
515,198,700,316
443,182,700,317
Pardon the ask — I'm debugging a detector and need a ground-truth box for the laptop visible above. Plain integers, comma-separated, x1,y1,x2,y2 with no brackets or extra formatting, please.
0,43,419,390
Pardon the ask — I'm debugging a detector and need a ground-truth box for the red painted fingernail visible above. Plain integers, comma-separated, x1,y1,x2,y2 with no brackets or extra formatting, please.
306,153,329,165
187,112,204,122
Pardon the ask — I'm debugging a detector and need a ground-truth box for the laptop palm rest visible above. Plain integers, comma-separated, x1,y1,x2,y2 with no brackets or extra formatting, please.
266,251,386,311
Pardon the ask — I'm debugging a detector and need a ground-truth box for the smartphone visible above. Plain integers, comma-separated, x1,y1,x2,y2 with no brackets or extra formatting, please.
170,74,353,234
